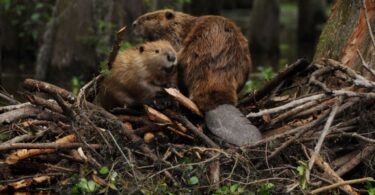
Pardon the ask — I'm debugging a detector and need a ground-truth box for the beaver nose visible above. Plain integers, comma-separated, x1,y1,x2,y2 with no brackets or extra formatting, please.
132,21,137,28
167,53,176,62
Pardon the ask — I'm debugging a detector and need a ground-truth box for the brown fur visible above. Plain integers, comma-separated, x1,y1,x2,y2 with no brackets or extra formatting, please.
133,10,251,111
97,40,177,110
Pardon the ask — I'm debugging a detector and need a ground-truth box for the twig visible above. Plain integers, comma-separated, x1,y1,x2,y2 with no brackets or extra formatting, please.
362,0,375,49
23,79,75,103
3,130,48,144
0,103,31,113
75,74,103,108
107,26,127,69
247,93,327,118
0,105,67,124
339,131,375,143
176,115,219,148
0,91,20,105
269,99,321,126
309,66,333,93
306,147,356,194
335,144,375,176
357,49,375,77
0,142,100,151
310,177,374,194
239,58,309,105
306,98,341,182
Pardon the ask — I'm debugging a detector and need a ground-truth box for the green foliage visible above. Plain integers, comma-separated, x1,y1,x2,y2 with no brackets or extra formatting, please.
257,183,275,195
0,1,53,41
213,183,247,195
99,166,109,175
140,181,175,195
366,182,375,195
297,160,308,190
70,76,81,96
187,176,199,186
71,178,99,194
239,66,275,96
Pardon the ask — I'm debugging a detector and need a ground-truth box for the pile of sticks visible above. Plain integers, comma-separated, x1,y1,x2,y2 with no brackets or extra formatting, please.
0,57,374,193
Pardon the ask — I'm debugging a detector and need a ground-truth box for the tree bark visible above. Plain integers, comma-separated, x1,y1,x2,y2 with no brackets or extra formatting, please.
249,0,280,70
314,0,375,74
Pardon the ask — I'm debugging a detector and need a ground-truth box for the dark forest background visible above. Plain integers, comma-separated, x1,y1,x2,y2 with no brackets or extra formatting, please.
0,0,331,97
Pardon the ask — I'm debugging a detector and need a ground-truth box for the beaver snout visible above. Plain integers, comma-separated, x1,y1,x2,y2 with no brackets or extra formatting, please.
132,20,138,28
167,53,176,62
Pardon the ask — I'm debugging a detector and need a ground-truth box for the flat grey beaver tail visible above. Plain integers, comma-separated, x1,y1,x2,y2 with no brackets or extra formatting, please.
205,104,262,146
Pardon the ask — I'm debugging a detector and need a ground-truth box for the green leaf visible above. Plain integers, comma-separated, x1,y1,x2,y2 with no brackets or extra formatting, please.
87,180,97,192
99,166,109,175
297,165,305,176
188,176,199,185
77,178,89,192
230,184,239,192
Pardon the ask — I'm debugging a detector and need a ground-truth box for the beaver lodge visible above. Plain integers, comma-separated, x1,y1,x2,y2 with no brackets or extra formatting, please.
2,2,375,194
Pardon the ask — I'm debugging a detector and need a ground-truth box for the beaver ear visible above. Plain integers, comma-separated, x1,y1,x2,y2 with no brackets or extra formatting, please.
165,10,175,20
138,46,144,53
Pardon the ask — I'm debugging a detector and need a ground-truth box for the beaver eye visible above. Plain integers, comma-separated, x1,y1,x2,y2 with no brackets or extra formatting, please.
155,49,159,53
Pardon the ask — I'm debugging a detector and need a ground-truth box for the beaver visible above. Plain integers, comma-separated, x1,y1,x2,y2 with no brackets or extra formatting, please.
97,40,177,110
132,10,262,146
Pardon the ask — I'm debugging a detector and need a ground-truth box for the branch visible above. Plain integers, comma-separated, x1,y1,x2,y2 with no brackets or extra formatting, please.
306,98,341,182
0,142,100,151
239,58,310,105
310,177,374,194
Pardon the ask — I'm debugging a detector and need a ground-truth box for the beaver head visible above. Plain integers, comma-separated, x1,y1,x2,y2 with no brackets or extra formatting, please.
132,9,196,49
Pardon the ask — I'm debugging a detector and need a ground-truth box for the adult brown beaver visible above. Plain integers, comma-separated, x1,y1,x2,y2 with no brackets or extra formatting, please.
97,40,177,110
132,10,262,146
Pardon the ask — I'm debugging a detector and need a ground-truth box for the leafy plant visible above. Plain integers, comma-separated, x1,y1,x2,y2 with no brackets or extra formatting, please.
71,178,99,194
297,160,308,190
365,182,375,195
187,176,199,186
213,183,247,195
257,183,275,195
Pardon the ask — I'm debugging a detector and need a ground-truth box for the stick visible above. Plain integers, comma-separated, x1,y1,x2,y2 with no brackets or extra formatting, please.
107,26,126,69
23,79,75,103
306,98,341,182
310,177,374,194
357,49,375,77
0,142,100,151
176,115,219,148
239,58,309,105
306,148,356,194
362,0,375,49
247,93,327,118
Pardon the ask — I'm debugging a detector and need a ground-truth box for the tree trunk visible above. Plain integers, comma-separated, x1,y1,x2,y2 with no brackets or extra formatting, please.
34,0,145,88
314,0,375,74
297,0,327,60
249,0,280,69
184,0,223,15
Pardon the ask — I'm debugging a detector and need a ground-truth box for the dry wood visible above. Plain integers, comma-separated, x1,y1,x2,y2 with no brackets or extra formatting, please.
310,177,374,194
0,105,67,124
239,58,310,105
23,78,76,103
5,134,77,164
164,88,203,116
307,98,341,182
307,148,356,194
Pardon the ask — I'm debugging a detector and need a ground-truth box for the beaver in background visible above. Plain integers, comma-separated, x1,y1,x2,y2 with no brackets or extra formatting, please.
96,40,177,110
132,10,262,146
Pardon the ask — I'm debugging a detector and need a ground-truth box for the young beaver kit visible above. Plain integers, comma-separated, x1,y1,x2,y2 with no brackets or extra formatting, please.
133,10,262,146
97,40,177,110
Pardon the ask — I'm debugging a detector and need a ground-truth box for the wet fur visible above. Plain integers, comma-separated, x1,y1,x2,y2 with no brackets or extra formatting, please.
97,40,177,110
133,10,251,111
